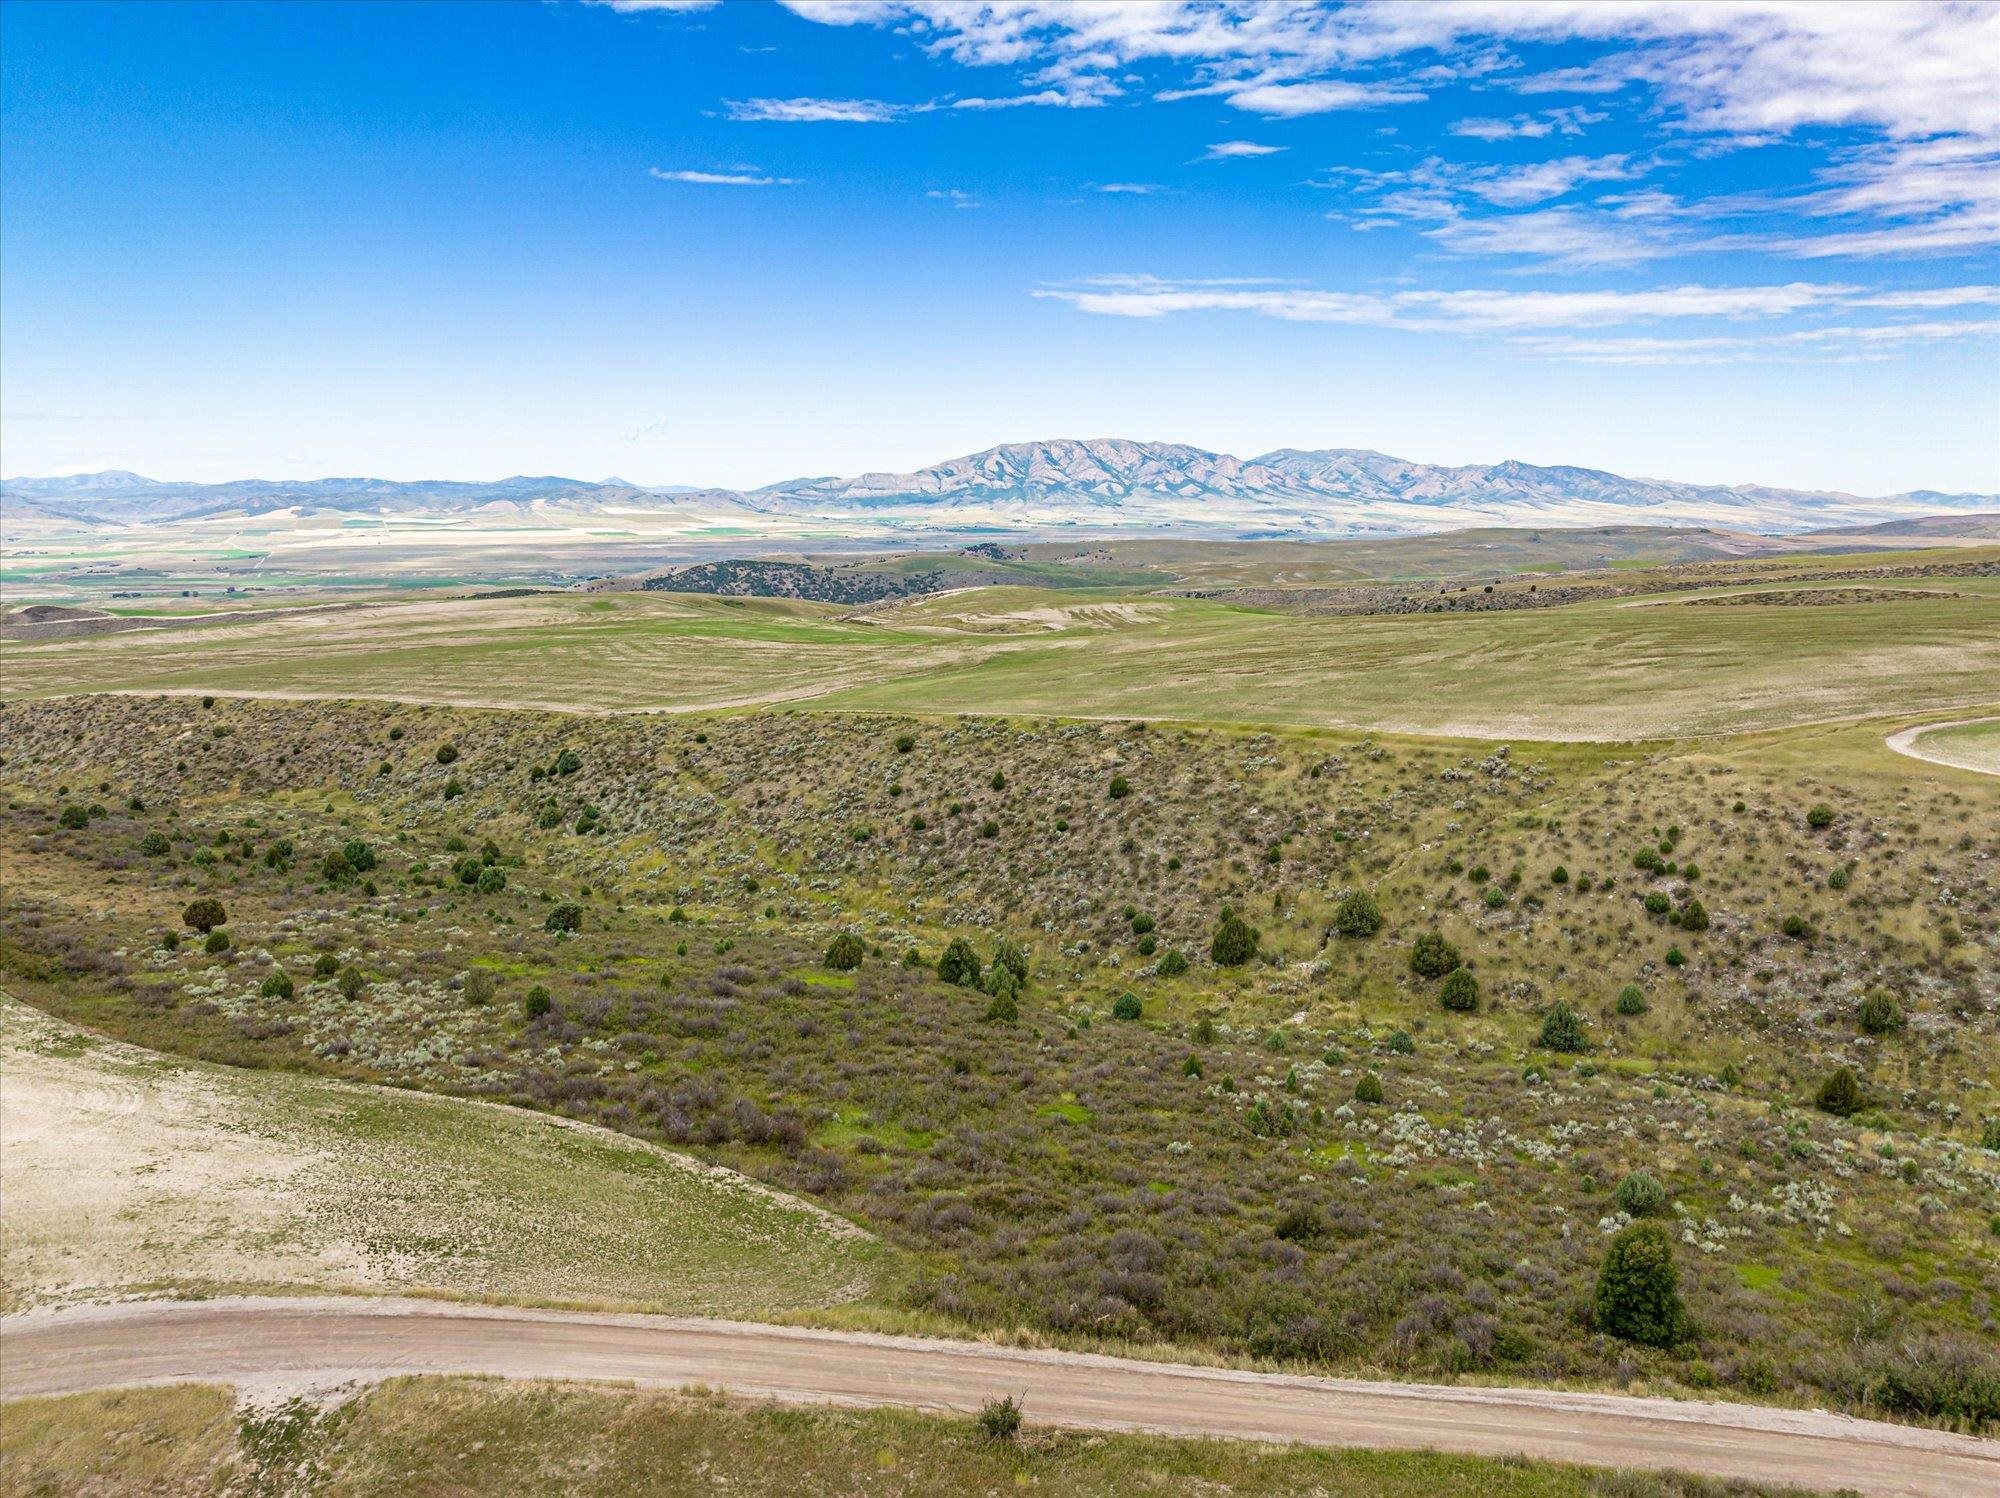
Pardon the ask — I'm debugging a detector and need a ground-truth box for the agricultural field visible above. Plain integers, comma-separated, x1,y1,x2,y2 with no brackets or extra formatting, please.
4,546,1998,740
2,691,1994,1430
0,1379,1823,1498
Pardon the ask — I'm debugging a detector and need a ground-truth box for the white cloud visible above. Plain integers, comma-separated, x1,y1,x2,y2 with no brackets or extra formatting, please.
726,96,906,123
927,188,980,208
1096,182,1163,195
1202,140,1285,160
1225,79,1425,117
649,167,797,186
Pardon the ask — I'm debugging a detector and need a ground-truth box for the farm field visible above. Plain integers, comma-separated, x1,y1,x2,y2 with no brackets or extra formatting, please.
4,555,1999,740
2,692,1994,1431
0,995,881,1316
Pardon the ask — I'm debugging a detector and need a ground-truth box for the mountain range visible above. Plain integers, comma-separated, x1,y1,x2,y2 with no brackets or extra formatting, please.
6,438,1993,537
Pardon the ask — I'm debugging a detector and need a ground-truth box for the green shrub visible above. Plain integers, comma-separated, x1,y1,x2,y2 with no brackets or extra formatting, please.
1982,1118,2000,1152
1615,983,1648,1015
1385,1028,1415,1055
1274,1205,1326,1244
1781,914,1814,941
523,985,553,1020
1107,775,1130,800
1596,1221,1687,1347
1353,1072,1384,1105
435,742,459,765
203,930,230,955
463,969,496,1006
1130,912,1155,936
1409,932,1460,978
1136,934,1156,956
1330,888,1382,938
57,803,89,830
312,953,339,978
1112,992,1143,1021
554,749,583,776
1677,898,1709,932
1664,945,1687,967
1156,948,1189,977
544,903,582,935
825,932,866,971
1550,865,1569,884
1539,1001,1588,1053
982,987,1019,1023
443,778,463,800
1815,1066,1864,1117
976,1395,1022,1441
259,971,295,1000
341,839,377,873
138,831,171,856
1210,908,1258,967
1614,1170,1669,1216
894,734,915,754
182,898,227,933
1858,991,1903,1035
1806,802,1834,829
1643,892,1671,916
476,866,506,894
1439,968,1479,1011
1182,1053,1203,1078
321,850,355,885
990,938,1029,987
1828,866,1850,891
937,938,982,987
1483,886,1506,908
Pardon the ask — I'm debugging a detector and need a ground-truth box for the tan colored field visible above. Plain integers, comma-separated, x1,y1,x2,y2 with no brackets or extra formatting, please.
0,996,882,1315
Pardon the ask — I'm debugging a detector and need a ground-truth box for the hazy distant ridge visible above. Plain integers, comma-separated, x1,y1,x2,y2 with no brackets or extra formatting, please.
6,438,1993,535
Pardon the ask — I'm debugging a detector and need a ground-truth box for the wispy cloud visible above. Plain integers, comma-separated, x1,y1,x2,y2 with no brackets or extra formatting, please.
1226,79,1425,117
1451,108,1606,141
1034,274,2000,364
1096,182,1163,195
649,167,796,186
1201,141,1285,161
927,188,979,209
726,96,905,123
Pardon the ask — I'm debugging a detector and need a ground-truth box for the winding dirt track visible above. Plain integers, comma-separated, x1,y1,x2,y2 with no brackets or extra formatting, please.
1884,716,2000,778
4,1298,1995,1496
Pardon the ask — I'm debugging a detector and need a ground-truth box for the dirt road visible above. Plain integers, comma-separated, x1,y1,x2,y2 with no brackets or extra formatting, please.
5,1298,1994,1496
1884,716,2000,777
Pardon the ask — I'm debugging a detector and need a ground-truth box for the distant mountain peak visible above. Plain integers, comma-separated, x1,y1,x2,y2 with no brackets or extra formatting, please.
4,443,1991,537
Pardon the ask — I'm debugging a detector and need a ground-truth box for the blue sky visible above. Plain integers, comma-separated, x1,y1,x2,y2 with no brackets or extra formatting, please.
2,0,1996,494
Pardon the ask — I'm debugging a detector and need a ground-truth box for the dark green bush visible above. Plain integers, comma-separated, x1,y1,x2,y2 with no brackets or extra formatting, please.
554,749,583,776
1807,802,1834,829
937,938,982,987
56,803,89,830
977,1395,1022,1441
1815,1066,1864,1116
1330,888,1382,938
1678,898,1709,931
203,930,230,954
463,969,496,1006
1596,1221,1687,1347
1156,948,1189,977
259,971,294,1000
1210,908,1258,967
139,831,171,856
1781,914,1814,941
990,938,1029,987
182,898,227,933
1615,983,1648,1016
1539,1002,1588,1053
1409,932,1460,979
523,985,553,1020
434,742,459,765
320,850,355,885
1107,775,1130,800
1439,968,1479,1012
1112,992,1143,1021
1130,912,1155,936
982,988,1018,1023
476,866,506,894
825,932,866,971
894,734,915,754
1858,990,1903,1035
1353,1072,1384,1105
337,966,366,999
544,903,582,935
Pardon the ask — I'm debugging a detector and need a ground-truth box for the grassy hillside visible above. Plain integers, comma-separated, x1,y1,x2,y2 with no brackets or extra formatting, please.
2,695,1994,1426
2,1380,1827,1498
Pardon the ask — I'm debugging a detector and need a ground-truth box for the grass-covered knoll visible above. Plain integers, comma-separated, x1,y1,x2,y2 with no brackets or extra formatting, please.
0,995,880,1315
5,562,1998,738
0,1380,1836,1498
1,696,1995,1427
